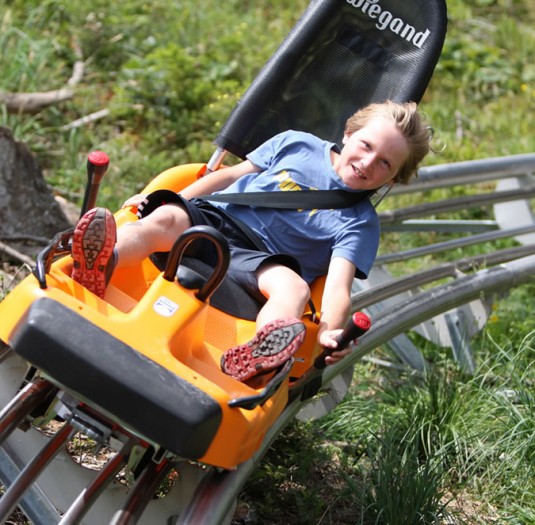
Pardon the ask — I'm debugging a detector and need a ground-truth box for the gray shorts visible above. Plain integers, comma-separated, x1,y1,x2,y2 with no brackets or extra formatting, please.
158,196,302,304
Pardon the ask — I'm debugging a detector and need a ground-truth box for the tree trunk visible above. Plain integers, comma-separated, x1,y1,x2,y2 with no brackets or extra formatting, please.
0,127,71,246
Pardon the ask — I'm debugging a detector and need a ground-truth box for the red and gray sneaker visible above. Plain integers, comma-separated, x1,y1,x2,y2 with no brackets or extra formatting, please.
221,318,306,382
71,207,117,298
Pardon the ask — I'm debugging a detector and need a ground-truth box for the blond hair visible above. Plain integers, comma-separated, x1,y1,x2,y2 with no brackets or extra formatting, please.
344,100,432,184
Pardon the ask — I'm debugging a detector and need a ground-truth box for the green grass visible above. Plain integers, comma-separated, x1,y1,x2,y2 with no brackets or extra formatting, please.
1,0,309,209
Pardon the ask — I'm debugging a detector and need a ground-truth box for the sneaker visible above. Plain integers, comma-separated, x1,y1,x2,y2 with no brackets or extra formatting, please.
71,207,117,298
221,318,306,382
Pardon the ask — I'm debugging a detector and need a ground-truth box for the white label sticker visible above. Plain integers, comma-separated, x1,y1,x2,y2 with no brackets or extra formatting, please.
153,296,179,317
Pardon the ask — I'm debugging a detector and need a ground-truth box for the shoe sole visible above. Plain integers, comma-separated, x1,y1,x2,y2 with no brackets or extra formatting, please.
71,208,116,298
221,318,306,382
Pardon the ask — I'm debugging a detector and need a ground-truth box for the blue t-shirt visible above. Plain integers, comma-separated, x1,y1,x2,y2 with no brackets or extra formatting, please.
207,130,380,283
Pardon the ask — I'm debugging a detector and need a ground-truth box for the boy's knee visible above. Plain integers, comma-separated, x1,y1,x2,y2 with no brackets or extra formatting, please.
258,264,309,301
293,274,310,301
278,272,310,305
147,204,191,232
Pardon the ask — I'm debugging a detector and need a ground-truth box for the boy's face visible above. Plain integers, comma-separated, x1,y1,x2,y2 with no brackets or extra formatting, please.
333,116,409,190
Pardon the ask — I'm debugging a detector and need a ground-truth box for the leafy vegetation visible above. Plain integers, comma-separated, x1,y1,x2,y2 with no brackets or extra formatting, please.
1,0,309,207
1,0,534,523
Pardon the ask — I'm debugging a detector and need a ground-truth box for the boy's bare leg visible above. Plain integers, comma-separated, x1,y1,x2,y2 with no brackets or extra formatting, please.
255,263,310,329
115,205,192,268
220,264,309,382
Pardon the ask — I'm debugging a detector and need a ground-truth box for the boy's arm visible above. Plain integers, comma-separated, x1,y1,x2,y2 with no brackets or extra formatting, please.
318,256,357,364
180,160,259,199
122,160,259,209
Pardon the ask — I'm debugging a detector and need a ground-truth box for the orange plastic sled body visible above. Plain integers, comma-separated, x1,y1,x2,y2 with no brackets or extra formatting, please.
0,163,325,470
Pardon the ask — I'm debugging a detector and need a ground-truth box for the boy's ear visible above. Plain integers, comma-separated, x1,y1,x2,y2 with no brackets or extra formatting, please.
342,132,350,144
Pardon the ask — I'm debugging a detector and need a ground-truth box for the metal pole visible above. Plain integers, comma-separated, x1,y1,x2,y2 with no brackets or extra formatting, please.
58,440,134,525
375,224,535,264
393,153,535,194
0,378,55,446
109,457,172,525
0,423,73,523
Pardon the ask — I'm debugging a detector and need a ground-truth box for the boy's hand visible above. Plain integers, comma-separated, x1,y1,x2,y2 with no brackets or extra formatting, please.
122,194,147,209
316,312,371,367
325,346,353,365
318,329,353,365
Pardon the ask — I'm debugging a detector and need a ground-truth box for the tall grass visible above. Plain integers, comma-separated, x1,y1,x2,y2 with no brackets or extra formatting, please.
355,430,451,524
302,293,535,523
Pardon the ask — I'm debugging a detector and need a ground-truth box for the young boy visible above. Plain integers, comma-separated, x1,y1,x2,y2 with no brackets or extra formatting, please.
71,100,432,382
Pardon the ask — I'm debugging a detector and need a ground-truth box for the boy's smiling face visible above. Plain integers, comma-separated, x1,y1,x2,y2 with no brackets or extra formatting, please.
332,116,409,190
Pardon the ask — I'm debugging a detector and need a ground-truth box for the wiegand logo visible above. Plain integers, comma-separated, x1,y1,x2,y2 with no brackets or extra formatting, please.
345,0,431,49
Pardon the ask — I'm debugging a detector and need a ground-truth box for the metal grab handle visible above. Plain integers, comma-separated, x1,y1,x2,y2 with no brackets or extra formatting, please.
163,225,230,302
33,227,74,288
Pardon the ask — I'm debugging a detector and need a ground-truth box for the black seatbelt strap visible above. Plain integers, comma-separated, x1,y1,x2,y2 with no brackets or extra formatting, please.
199,189,374,209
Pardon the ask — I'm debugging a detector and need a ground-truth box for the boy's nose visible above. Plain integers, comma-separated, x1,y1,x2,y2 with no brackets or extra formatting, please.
361,153,376,171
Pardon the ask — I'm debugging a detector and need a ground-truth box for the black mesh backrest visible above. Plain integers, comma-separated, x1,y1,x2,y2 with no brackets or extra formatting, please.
215,0,447,159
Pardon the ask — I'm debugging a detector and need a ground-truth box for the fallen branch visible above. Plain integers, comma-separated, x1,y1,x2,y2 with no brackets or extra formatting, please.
0,240,36,268
0,88,75,114
0,44,84,115
61,108,110,131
